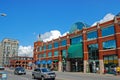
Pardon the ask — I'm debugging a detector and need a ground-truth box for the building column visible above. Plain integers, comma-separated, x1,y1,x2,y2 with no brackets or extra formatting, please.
83,27,88,73
97,23,104,74
58,61,62,71
114,17,120,66
66,61,71,72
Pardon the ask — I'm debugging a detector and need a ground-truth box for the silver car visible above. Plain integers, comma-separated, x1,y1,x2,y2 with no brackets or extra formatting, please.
32,68,56,80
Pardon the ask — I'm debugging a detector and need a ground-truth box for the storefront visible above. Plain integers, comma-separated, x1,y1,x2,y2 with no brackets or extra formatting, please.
68,43,83,72
104,54,118,74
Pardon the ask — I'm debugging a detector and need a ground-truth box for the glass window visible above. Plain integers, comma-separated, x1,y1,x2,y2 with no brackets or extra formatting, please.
87,31,98,40
54,51,59,57
48,52,52,57
62,50,67,58
43,53,46,58
102,25,115,37
71,36,83,45
61,40,67,46
88,44,99,60
54,42,59,48
48,44,52,49
43,45,46,50
103,40,116,50
39,47,42,51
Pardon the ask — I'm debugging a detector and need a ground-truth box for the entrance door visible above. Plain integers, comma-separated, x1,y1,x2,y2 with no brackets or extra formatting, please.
70,58,83,72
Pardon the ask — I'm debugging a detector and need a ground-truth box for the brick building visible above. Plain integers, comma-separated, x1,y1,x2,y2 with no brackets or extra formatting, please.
33,15,120,74
10,56,33,69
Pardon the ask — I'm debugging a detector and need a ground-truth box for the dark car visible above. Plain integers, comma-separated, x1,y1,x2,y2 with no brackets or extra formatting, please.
32,68,56,80
14,67,26,75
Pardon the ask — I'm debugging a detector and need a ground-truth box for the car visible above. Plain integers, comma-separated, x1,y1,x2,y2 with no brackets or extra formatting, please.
14,67,26,75
32,68,56,80
0,66,5,70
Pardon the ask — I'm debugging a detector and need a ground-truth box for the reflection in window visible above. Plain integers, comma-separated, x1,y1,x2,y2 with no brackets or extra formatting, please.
61,40,67,46
87,31,98,40
71,36,82,45
102,25,115,37
103,40,116,50
54,42,59,48
54,51,58,56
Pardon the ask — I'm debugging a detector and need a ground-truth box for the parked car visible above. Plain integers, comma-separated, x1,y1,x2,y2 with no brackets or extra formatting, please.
14,67,26,75
32,68,56,80
0,66,5,70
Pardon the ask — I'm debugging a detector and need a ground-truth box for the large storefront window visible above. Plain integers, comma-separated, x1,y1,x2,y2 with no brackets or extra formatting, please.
102,25,115,37
87,31,98,40
103,40,116,50
70,36,82,45
104,54,118,74
88,44,99,73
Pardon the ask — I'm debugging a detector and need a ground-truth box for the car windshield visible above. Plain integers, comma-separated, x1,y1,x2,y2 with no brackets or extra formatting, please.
16,67,25,70
41,68,50,72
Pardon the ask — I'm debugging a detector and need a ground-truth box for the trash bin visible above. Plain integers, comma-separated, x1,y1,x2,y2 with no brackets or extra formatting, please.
0,72,7,80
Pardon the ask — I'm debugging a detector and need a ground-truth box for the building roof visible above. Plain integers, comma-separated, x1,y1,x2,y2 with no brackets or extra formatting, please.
69,22,89,33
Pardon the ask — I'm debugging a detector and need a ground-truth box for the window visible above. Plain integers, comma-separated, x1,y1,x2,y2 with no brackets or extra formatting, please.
102,25,115,37
71,36,82,45
43,45,46,50
54,51,59,57
62,50,67,58
43,53,46,58
88,44,99,60
103,40,116,50
39,47,42,51
87,31,98,40
48,44,52,49
61,40,67,46
48,52,52,57
54,42,59,48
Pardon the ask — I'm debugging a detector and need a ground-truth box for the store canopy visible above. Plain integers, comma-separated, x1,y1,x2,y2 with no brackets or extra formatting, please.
47,60,52,64
68,43,83,58
41,60,47,64
35,60,41,65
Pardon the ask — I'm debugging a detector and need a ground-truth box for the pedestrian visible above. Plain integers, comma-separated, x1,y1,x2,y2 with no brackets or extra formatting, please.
113,67,116,75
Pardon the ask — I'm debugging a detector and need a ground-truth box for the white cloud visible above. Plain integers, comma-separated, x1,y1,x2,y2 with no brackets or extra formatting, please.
92,13,115,26
18,45,33,57
39,30,69,42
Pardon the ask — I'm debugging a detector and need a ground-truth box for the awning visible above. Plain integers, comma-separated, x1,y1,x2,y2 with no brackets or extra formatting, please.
47,60,52,64
68,43,83,58
41,60,47,64
35,60,41,65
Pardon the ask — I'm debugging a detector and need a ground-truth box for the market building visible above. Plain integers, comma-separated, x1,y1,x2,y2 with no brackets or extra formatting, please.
33,15,120,74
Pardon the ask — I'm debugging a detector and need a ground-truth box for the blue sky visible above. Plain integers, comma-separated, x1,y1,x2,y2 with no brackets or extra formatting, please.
0,0,120,56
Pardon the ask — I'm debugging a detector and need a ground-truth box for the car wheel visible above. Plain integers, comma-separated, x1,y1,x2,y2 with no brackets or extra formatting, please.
32,75,35,79
41,77,45,80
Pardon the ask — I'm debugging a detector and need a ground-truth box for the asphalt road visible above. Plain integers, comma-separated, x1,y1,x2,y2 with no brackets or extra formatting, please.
1,68,120,80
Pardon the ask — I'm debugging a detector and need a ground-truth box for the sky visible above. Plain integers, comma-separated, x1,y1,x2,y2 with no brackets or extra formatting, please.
0,0,120,57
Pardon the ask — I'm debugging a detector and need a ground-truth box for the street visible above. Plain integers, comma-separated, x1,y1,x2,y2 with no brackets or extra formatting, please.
1,68,120,80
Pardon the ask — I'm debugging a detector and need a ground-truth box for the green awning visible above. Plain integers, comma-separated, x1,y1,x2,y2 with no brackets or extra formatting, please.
68,43,83,58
